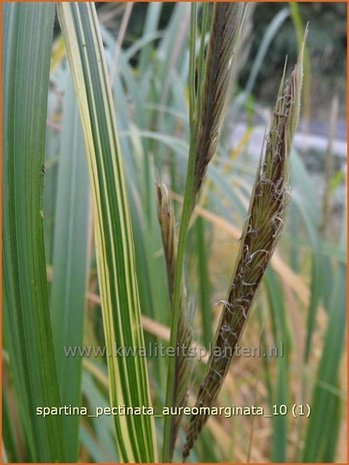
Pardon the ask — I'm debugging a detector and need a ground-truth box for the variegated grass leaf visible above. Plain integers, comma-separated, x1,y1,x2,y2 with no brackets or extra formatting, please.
58,3,157,461
183,29,308,460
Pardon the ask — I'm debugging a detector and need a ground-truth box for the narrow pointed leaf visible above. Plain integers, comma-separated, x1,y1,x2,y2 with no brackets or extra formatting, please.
49,75,90,460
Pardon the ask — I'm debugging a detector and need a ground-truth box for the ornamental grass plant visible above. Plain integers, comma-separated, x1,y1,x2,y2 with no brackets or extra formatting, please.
3,2,346,463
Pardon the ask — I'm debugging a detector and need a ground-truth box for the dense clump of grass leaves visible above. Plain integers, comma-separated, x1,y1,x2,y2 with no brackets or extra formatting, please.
2,4,67,461
162,4,247,461
302,252,346,462
183,29,308,461
57,3,157,462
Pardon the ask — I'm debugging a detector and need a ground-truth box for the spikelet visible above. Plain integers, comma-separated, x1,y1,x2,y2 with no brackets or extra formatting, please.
157,184,177,299
156,184,193,458
182,29,307,460
192,3,247,206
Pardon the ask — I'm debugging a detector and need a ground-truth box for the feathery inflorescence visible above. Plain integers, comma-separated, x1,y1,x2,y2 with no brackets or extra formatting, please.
182,30,307,460
159,4,247,457
192,3,247,207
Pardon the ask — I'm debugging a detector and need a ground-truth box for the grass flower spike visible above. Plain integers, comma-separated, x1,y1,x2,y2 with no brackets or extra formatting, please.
192,3,247,206
183,28,308,460
157,184,193,457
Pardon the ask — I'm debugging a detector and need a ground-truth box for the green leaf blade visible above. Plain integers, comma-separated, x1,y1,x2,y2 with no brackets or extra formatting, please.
49,74,90,460
3,3,67,461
